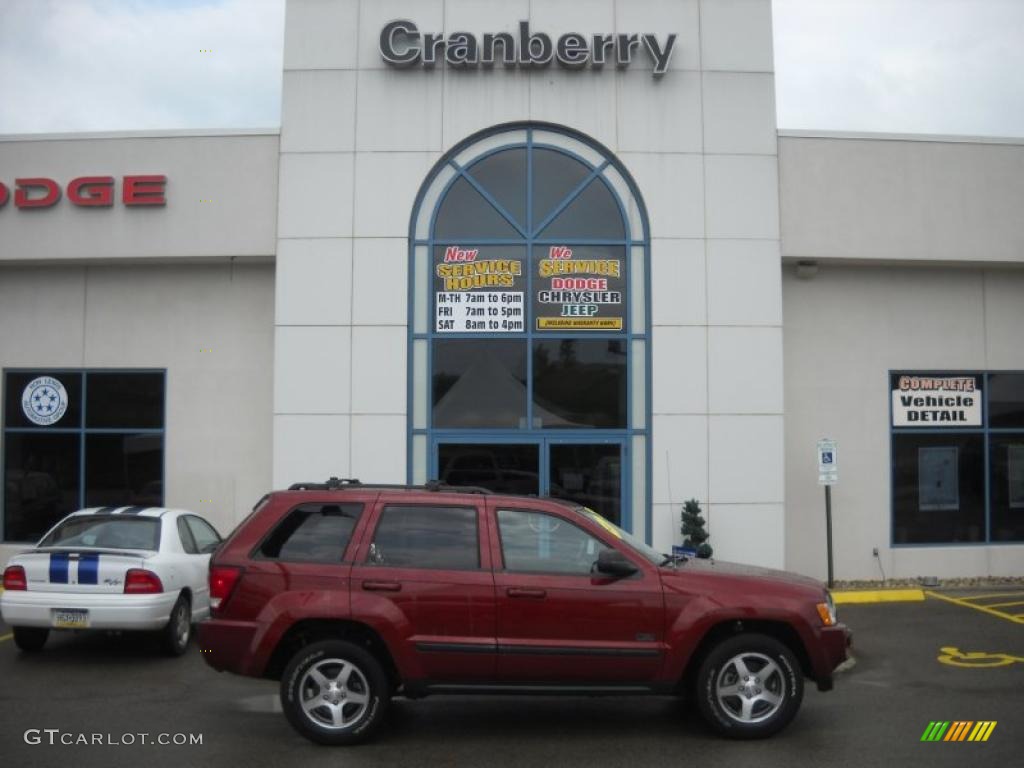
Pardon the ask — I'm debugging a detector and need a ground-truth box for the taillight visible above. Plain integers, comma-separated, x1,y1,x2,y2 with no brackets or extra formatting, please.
3,565,27,591
124,569,164,594
209,566,242,612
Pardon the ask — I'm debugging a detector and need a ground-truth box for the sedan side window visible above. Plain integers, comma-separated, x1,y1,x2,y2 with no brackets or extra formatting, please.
177,517,198,554
186,516,222,554
497,509,610,575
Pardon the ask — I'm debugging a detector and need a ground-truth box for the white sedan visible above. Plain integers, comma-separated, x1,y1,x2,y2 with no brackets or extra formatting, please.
1,507,222,655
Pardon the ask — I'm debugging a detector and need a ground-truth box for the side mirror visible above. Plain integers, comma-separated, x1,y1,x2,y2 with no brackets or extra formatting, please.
596,548,638,578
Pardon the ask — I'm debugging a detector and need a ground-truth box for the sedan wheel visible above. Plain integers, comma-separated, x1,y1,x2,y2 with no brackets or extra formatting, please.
160,595,191,656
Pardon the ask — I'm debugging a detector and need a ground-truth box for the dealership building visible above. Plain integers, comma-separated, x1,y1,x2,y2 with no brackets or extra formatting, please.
2,0,1023,581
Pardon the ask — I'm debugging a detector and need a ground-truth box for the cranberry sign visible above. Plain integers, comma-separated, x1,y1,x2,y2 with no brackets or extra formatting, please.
0,175,167,210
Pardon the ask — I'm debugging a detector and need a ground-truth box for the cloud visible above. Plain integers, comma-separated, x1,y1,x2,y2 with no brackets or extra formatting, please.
773,0,1024,137
0,0,285,133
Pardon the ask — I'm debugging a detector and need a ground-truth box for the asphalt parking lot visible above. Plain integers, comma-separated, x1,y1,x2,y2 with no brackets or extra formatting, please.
0,592,1020,768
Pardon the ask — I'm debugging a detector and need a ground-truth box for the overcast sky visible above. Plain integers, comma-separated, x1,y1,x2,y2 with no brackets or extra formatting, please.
1,0,1022,138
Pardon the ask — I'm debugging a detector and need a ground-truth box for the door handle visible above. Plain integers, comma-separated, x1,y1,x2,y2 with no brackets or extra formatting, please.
507,587,547,599
362,580,402,592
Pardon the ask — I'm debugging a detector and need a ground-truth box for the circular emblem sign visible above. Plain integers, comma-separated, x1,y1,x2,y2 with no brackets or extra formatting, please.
21,376,69,426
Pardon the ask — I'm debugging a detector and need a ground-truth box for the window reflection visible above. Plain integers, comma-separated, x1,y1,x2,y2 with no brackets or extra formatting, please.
432,340,527,428
532,340,626,428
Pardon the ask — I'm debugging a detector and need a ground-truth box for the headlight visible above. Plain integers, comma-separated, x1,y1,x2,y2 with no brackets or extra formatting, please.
816,591,838,626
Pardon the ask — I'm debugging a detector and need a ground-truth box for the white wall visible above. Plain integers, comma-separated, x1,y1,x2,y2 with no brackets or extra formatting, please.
783,264,1024,580
0,132,279,261
275,0,786,567
0,263,274,566
779,133,1024,265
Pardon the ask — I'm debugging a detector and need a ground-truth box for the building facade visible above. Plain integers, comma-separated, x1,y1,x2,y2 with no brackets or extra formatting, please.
1,0,1022,580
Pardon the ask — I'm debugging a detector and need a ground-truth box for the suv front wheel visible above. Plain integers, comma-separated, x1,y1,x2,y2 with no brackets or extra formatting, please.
280,640,390,745
695,633,804,739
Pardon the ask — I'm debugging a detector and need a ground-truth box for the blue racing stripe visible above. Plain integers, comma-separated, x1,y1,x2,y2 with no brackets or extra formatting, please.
49,553,70,584
78,554,99,585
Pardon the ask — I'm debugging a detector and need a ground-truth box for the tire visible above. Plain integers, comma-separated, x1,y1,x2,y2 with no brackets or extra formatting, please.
280,640,390,746
694,633,804,739
160,594,192,656
13,626,49,652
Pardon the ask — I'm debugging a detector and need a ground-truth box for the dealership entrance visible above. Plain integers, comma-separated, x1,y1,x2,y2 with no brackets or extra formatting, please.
407,123,651,537
434,439,623,525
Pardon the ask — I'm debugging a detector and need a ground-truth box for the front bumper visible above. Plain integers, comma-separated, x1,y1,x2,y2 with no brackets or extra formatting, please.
813,623,853,691
0,590,177,631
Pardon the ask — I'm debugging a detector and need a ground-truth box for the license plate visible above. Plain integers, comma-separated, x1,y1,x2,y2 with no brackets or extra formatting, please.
52,609,89,629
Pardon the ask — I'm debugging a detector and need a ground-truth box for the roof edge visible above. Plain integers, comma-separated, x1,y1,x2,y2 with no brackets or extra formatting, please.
0,127,281,143
778,128,1024,147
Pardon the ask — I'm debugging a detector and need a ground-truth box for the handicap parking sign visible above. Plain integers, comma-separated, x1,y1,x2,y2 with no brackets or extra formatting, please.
817,439,838,485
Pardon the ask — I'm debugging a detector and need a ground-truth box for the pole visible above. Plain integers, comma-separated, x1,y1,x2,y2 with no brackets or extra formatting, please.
825,485,834,589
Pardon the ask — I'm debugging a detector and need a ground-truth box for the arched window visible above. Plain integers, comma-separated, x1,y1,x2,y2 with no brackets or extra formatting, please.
407,124,652,540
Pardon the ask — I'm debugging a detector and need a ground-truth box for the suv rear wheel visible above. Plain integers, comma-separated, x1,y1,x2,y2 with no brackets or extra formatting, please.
280,640,389,745
695,633,804,739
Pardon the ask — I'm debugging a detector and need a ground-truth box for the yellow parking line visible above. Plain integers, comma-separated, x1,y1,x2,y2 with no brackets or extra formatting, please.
982,600,1024,609
833,589,925,604
0,633,11,643
925,591,1024,624
954,591,1024,602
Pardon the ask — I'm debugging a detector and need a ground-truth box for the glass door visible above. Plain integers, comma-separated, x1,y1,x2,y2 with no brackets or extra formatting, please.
433,439,625,526
547,441,623,526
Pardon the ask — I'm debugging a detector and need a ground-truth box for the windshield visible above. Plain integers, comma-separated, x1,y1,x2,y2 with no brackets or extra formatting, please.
39,516,161,551
576,506,664,566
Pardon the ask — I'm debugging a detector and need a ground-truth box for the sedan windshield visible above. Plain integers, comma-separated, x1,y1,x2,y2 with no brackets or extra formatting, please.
576,506,664,566
39,516,161,551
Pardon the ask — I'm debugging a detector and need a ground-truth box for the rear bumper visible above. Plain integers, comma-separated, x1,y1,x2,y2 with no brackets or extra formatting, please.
812,623,853,691
197,618,262,676
0,590,177,631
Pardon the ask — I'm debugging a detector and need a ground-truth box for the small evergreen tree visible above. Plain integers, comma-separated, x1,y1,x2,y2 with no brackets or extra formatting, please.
681,498,713,559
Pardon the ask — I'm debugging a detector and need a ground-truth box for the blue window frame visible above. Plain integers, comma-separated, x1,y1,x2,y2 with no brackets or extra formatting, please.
890,370,1024,546
407,123,653,541
2,368,166,542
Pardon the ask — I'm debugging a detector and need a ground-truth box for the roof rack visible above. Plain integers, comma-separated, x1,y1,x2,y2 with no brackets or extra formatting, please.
286,477,493,495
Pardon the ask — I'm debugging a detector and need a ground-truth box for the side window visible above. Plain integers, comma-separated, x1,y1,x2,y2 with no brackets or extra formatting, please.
177,516,198,554
368,505,479,570
258,503,363,563
186,516,221,554
497,508,610,575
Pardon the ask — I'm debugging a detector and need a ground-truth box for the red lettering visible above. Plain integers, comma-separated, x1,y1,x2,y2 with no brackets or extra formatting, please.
444,246,479,262
0,181,8,208
123,175,167,206
551,277,607,290
68,176,114,207
549,246,573,259
15,177,61,209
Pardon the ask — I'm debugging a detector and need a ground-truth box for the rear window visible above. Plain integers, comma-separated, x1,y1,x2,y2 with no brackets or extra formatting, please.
39,516,161,551
258,503,363,563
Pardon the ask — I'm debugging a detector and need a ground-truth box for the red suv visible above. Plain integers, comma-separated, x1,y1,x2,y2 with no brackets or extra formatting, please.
199,480,850,745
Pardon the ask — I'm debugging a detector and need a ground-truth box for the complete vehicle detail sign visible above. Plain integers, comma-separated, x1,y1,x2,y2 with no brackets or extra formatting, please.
381,20,677,76
891,373,982,426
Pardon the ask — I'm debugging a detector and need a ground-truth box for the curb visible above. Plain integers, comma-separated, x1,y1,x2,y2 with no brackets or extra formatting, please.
833,588,925,604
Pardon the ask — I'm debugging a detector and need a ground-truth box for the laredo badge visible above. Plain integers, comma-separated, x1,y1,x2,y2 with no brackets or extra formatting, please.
21,376,68,426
